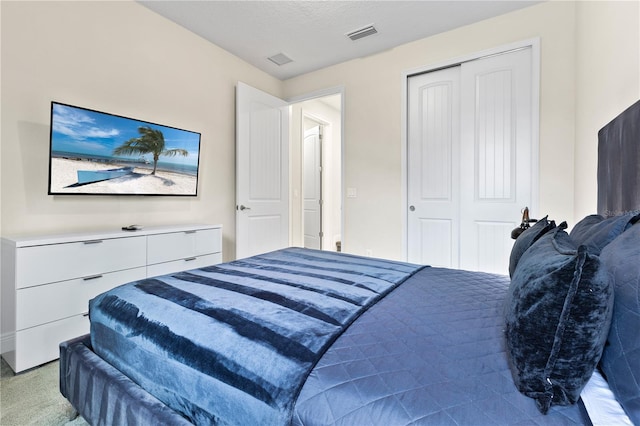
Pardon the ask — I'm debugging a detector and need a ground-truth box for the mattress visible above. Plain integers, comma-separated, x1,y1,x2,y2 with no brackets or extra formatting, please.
293,267,588,425
80,249,589,425
88,248,425,425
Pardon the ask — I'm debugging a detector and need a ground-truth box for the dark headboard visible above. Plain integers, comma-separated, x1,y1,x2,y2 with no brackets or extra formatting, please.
597,99,640,217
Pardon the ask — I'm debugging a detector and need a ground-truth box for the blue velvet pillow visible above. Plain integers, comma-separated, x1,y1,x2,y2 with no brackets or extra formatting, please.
570,212,640,253
599,222,640,424
569,214,605,243
504,226,614,414
508,215,556,277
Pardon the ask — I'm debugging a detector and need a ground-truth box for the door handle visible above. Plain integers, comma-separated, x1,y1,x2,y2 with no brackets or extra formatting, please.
238,205,251,211
409,205,415,212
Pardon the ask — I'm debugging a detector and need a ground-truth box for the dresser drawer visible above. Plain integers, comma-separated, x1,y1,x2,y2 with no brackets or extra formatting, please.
147,253,222,278
13,315,89,372
16,236,147,289
16,267,146,330
147,228,221,265
2,224,223,373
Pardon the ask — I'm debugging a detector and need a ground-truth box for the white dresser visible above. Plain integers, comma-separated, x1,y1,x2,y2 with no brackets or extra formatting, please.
1,224,222,373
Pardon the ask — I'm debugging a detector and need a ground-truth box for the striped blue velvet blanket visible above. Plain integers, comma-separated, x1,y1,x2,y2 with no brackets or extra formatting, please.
89,247,425,425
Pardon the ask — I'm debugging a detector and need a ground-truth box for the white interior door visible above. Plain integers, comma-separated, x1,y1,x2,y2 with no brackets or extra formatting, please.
408,47,535,274
407,66,461,267
459,48,532,273
303,125,322,249
236,82,289,259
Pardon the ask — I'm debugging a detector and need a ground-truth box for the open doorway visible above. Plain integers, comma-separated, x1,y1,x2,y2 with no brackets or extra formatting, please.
290,94,342,252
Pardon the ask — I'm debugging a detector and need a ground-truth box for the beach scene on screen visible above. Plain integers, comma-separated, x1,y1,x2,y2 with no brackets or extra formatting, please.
49,103,201,195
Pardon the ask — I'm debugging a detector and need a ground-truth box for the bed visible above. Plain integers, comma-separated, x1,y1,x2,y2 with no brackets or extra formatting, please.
60,100,640,426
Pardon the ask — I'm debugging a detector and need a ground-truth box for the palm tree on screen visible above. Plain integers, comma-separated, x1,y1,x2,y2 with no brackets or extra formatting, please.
113,126,188,175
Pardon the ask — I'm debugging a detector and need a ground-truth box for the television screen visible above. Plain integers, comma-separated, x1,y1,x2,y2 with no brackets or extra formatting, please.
48,102,201,196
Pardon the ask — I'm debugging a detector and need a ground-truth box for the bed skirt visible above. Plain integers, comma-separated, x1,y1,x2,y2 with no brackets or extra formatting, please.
60,335,191,426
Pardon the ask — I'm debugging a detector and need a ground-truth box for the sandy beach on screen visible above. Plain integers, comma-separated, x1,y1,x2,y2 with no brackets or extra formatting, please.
50,158,197,195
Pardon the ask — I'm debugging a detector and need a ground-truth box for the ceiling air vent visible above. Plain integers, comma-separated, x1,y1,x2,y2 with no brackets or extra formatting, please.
267,53,293,66
346,24,378,41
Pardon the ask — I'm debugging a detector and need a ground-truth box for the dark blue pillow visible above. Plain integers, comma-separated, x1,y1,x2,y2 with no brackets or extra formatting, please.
504,226,614,414
508,215,556,277
570,212,640,253
599,222,640,424
569,214,605,243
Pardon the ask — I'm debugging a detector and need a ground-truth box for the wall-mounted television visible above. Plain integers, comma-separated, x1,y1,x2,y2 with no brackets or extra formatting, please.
48,102,201,196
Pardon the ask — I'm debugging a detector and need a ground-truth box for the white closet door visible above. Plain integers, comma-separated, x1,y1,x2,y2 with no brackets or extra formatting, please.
407,47,534,273
459,48,532,274
407,66,461,267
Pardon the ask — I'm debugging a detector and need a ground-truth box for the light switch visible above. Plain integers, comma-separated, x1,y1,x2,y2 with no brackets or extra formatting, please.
347,187,357,198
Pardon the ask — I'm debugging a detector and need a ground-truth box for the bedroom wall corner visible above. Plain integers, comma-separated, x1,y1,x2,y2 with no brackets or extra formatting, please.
574,0,640,221
0,0,283,260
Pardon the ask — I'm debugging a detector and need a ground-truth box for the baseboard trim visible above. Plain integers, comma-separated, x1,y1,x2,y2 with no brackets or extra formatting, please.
1,331,15,355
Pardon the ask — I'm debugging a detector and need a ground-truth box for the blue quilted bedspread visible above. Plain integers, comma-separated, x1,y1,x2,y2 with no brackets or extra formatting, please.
89,248,425,425
291,266,590,425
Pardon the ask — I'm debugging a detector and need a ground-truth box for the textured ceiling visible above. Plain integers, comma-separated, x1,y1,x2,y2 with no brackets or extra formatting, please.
139,1,540,80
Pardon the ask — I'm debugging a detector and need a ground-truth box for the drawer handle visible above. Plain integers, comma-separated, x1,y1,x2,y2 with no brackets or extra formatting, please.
184,257,197,262
184,230,197,234
84,240,104,245
83,274,103,281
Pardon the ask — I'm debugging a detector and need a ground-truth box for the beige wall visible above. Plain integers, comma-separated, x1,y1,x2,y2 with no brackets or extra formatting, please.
284,1,576,259
0,1,283,260
574,0,640,219
2,1,638,263
284,1,639,260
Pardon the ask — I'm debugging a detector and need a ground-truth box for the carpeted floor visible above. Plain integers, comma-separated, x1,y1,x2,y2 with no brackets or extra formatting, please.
0,357,88,425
